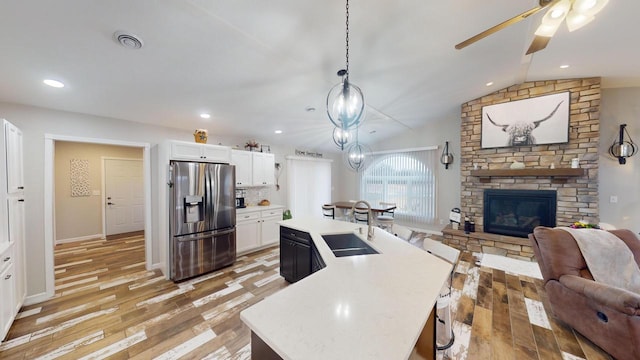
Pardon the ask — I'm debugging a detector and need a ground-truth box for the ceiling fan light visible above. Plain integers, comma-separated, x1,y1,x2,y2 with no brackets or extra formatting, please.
535,22,562,37
536,0,570,36
566,12,594,32
573,0,608,15
550,8,565,19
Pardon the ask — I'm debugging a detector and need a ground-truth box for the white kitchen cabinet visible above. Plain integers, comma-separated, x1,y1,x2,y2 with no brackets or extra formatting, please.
251,152,275,186
236,212,261,253
236,206,283,255
260,211,281,246
169,140,231,163
231,150,275,187
8,196,25,306
0,119,25,341
0,244,16,341
5,122,23,195
231,150,252,187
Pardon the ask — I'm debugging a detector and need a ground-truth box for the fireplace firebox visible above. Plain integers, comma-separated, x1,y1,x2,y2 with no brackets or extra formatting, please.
483,189,556,238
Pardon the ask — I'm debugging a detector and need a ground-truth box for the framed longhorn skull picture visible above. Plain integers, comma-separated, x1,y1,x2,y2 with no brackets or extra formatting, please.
481,92,570,149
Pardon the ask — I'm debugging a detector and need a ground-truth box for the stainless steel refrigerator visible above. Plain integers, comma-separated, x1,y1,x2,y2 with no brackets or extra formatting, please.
169,161,236,281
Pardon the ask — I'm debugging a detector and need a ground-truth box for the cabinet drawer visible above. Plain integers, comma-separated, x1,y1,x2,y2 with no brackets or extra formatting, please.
237,212,260,222
0,244,14,273
280,226,311,244
261,209,282,218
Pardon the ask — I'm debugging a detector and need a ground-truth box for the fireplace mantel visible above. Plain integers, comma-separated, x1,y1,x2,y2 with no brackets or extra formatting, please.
471,168,585,183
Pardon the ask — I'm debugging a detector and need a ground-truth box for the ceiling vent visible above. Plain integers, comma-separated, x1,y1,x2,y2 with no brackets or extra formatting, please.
113,31,144,49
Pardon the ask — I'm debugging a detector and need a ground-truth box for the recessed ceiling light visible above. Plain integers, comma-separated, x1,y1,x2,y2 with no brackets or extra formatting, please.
274,130,283,134
560,64,570,69
43,79,64,88
486,81,494,87
200,113,211,119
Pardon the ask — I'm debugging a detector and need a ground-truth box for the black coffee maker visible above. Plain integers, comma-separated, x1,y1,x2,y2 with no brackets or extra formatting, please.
235,189,246,208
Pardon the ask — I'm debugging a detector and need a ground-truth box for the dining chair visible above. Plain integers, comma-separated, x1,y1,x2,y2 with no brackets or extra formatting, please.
353,208,369,224
322,204,337,219
343,199,357,220
422,238,460,353
376,202,396,232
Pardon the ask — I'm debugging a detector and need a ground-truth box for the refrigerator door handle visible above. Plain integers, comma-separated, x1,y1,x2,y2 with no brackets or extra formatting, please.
175,228,235,242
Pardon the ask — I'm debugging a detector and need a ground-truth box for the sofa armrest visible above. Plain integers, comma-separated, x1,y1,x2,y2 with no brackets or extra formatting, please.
559,275,640,316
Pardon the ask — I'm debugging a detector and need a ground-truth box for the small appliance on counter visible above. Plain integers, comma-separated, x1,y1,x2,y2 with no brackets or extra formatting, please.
235,189,246,208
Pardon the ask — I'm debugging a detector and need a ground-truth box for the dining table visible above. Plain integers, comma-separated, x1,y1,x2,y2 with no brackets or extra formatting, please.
329,201,396,215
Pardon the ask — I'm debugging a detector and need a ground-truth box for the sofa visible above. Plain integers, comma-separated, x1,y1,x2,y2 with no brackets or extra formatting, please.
529,227,640,360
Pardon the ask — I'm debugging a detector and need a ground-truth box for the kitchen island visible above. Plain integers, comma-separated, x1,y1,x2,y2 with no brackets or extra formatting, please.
240,217,453,360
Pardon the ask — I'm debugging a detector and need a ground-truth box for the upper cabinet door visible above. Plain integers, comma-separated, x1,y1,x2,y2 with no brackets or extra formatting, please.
252,152,275,186
201,145,231,163
170,142,202,160
231,150,252,187
5,122,23,194
169,141,231,163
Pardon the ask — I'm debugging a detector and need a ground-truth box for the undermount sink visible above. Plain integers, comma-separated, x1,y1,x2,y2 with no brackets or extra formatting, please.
321,233,379,257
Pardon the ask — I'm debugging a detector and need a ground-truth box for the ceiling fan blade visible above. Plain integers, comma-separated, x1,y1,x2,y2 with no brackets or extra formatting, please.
526,35,552,54
455,0,561,50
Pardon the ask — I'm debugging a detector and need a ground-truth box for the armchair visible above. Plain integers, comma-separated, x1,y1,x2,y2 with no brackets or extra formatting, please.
529,227,640,360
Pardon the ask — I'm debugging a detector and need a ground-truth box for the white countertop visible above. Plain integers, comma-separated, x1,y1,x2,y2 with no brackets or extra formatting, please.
240,217,453,360
236,204,284,214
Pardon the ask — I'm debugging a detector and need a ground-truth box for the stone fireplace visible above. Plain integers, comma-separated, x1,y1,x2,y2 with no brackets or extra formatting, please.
441,78,601,260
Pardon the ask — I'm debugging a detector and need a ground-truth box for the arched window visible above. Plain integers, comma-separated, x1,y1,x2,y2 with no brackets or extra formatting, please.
359,149,437,226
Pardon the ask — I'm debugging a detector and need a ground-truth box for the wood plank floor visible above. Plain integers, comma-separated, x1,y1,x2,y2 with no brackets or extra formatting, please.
0,234,612,359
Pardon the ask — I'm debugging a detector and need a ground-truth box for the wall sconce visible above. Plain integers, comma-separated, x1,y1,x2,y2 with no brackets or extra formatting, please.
608,124,637,164
440,141,453,169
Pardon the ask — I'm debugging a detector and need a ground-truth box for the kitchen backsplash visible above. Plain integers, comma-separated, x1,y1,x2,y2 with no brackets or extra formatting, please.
243,187,272,206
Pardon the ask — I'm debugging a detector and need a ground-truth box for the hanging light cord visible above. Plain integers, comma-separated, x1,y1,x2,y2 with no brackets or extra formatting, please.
345,0,350,79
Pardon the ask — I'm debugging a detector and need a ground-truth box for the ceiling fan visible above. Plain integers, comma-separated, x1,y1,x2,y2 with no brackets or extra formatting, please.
455,0,609,55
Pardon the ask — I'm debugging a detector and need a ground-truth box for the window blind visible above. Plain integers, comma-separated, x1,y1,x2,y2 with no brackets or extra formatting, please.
359,148,438,226
286,156,332,219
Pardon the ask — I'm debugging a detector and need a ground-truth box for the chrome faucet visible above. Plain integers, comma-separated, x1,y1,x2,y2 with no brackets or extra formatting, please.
351,200,374,241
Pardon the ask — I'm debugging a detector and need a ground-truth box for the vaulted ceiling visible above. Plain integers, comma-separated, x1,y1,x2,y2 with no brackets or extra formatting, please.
0,0,638,151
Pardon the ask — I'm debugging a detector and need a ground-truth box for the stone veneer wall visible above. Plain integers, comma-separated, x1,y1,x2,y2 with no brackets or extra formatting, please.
441,78,601,260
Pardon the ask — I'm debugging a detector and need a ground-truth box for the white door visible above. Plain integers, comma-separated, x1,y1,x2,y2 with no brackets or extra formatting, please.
105,159,144,236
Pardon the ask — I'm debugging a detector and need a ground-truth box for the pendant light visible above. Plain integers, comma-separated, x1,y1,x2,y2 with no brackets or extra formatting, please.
344,128,371,172
332,126,353,150
327,0,365,131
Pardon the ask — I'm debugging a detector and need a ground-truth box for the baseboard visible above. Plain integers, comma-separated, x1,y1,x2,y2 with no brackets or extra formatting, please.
55,233,104,244
23,292,51,306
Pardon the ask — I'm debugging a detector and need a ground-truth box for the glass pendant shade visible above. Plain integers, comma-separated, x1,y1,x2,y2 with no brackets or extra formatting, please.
327,79,365,130
333,126,353,150
344,141,371,172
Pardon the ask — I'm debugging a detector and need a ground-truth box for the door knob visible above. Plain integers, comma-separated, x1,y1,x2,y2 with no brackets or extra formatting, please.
107,202,115,205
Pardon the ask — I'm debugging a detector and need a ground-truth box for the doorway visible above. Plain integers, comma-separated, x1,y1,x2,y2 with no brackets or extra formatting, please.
43,135,151,301
104,158,144,237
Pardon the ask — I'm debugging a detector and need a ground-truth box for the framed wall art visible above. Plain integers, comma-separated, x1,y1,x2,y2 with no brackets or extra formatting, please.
481,92,570,149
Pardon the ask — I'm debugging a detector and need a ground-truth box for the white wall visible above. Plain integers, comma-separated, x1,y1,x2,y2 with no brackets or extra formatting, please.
599,87,640,232
54,142,143,241
333,112,462,231
0,101,294,298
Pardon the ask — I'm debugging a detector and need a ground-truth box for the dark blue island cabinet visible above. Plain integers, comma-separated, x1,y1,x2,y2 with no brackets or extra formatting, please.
279,226,325,283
